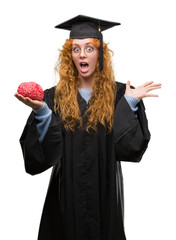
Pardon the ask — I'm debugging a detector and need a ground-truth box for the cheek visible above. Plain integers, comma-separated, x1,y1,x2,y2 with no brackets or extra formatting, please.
72,56,78,67
90,51,99,65
91,55,99,69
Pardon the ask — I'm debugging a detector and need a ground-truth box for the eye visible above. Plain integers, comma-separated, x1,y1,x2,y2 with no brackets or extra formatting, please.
86,46,94,52
72,47,80,53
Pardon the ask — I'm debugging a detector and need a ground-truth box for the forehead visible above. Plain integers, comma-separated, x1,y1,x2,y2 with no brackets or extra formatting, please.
72,38,93,46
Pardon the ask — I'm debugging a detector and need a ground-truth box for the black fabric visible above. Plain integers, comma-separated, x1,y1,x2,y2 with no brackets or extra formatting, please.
20,81,150,240
55,15,121,33
98,30,103,71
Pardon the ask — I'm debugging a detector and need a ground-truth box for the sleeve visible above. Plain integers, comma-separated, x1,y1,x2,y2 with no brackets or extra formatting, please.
113,95,151,163
33,102,52,143
19,88,63,175
124,95,140,112
124,95,140,118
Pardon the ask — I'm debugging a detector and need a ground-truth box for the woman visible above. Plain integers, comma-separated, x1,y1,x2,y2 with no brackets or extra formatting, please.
15,15,161,240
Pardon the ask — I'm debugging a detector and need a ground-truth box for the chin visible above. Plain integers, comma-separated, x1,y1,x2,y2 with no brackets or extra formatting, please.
79,69,97,79
79,72,90,78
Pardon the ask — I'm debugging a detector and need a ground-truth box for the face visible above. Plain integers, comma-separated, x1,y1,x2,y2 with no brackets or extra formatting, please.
71,38,99,80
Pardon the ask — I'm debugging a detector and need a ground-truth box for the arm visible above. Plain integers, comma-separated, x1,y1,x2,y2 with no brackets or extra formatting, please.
33,102,52,143
19,87,63,175
113,94,150,162
124,95,140,117
113,80,161,162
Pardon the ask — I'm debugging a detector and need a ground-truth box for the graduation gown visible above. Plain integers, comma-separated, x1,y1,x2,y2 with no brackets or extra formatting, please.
20,81,151,240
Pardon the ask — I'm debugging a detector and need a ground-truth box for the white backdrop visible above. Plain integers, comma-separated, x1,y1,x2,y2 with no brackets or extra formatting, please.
0,0,176,239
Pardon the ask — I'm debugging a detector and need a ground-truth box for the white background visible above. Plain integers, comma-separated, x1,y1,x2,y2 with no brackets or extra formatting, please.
0,0,176,239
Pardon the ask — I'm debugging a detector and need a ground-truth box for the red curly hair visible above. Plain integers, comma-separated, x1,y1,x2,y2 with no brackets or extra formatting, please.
54,38,117,133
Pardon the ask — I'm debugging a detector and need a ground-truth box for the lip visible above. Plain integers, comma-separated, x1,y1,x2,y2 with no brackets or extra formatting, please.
79,61,89,74
79,61,89,65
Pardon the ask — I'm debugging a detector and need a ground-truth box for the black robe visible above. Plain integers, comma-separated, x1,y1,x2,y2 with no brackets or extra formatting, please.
20,81,150,240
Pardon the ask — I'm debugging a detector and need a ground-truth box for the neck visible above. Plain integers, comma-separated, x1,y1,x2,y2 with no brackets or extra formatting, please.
78,73,96,89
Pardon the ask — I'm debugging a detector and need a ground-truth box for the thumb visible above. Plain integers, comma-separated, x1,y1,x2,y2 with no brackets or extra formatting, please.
126,80,131,89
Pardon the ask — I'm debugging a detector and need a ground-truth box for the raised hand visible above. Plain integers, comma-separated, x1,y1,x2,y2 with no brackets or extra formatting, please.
125,81,162,100
14,93,44,110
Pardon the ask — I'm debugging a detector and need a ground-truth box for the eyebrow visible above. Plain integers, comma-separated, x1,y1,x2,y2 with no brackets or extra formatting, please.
72,42,94,46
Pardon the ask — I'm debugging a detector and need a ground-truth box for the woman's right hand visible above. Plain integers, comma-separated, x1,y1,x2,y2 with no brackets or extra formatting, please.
14,93,44,110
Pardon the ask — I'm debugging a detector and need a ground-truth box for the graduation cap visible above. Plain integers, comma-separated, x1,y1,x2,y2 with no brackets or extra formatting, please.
55,15,121,71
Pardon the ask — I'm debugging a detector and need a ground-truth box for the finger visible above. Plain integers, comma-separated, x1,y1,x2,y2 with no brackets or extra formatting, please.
146,83,162,88
126,80,131,89
14,93,26,102
146,86,162,92
14,93,22,98
14,93,32,106
143,81,154,87
145,83,162,90
145,94,159,98
14,93,20,100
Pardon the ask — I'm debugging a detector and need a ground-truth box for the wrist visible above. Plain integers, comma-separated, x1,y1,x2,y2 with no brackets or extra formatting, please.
124,95,140,108
32,101,45,110
131,94,141,100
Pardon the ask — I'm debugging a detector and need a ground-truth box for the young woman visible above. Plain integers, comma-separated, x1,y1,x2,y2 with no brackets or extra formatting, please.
15,15,161,240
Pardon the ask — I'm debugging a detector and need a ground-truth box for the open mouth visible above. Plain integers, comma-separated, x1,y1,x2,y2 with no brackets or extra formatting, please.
80,62,89,73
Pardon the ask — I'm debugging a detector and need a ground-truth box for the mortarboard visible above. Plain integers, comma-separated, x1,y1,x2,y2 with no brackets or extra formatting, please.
55,15,121,71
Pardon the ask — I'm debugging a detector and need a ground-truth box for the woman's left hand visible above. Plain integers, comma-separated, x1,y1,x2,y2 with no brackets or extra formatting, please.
125,81,162,100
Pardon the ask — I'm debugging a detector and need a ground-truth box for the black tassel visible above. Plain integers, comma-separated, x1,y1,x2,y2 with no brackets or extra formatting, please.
98,28,103,72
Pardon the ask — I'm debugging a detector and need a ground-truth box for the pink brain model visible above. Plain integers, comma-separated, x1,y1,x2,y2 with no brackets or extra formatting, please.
17,82,44,101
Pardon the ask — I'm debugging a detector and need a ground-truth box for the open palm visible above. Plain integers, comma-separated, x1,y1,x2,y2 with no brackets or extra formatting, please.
125,81,162,100
14,93,44,110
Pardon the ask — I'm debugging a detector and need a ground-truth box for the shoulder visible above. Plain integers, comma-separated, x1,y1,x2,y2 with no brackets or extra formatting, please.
44,86,56,97
43,86,56,110
114,81,136,103
115,81,126,93
114,81,126,104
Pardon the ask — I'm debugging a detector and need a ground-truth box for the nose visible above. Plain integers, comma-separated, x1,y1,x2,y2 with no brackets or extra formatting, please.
80,48,86,58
